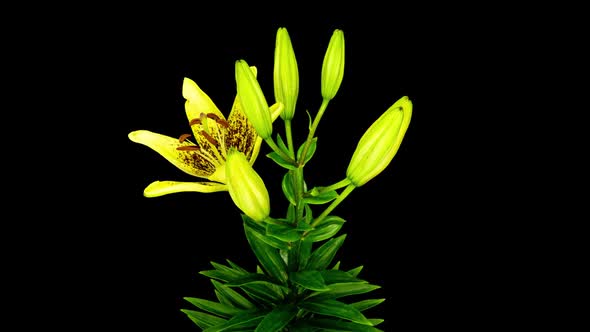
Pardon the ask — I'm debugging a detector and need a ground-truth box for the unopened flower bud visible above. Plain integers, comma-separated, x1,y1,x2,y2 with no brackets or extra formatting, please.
346,96,412,187
226,149,270,222
321,29,345,101
235,60,273,139
274,27,299,121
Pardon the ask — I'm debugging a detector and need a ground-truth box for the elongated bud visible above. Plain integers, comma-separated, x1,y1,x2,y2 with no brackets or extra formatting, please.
235,59,273,139
274,27,299,120
226,149,270,222
346,96,412,187
321,29,345,101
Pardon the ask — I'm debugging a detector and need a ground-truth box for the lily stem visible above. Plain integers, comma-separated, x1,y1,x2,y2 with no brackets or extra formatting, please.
311,184,356,228
284,119,295,158
298,98,330,166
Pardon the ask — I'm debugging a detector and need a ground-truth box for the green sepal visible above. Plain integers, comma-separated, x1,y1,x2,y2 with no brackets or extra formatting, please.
266,222,302,242
254,303,298,332
183,297,242,318
290,270,330,291
210,279,255,310
267,151,297,170
303,189,338,204
281,172,297,205
320,269,364,284
298,298,372,325
181,309,227,330
244,222,289,285
306,216,346,242
351,298,386,312
306,234,346,270
297,137,317,165
203,310,267,332
306,282,381,301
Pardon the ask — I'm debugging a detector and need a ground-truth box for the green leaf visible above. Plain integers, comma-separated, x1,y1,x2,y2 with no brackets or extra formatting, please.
226,259,248,273
276,133,290,156
181,309,227,330
306,317,383,332
244,223,289,285
368,318,385,326
287,203,296,222
211,279,255,310
351,299,386,312
203,310,267,332
281,172,297,205
224,273,277,287
299,298,372,325
297,137,317,165
348,265,364,277
331,261,341,270
306,282,381,301
306,234,347,270
240,282,286,304
290,270,330,291
306,109,313,130
242,215,290,250
267,152,297,170
266,223,301,242
254,304,298,332
295,220,314,231
303,189,338,204
183,297,242,318
320,269,364,284
298,237,313,271
306,216,346,242
304,204,313,224
200,261,248,282
214,290,232,307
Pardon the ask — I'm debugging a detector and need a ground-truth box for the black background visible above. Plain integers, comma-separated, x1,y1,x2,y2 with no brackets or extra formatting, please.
13,4,561,331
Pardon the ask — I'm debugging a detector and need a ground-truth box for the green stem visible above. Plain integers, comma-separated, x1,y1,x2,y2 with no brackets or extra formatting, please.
315,178,352,194
311,184,356,228
298,98,330,166
284,119,295,158
265,137,296,165
293,167,305,222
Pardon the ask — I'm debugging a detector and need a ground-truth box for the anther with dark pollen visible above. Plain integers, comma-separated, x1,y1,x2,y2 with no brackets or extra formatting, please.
178,133,192,143
206,113,229,128
176,146,199,151
201,130,219,145
189,118,201,126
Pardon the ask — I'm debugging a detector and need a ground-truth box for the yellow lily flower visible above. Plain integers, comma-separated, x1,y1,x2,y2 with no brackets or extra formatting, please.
129,67,282,197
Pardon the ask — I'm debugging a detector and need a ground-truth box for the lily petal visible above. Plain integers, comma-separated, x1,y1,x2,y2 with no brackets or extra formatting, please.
144,180,227,197
128,130,217,179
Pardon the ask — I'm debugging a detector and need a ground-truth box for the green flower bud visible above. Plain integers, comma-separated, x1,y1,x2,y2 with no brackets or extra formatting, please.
273,27,299,121
226,149,270,222
235,59,273,139
321,29,345,101
346,96,412,187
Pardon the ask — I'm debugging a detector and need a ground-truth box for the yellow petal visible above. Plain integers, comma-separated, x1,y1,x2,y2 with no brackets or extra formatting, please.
226,93,258,162
128,130,217,178
182,77,225,121
144,180,227,197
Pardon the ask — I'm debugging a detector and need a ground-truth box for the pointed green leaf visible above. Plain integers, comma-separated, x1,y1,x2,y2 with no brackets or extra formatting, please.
306,234,346,270
266,223,301,242
288,240,300,272
348,265,363,277
351,298,386,312
276,133,290,156
181,309,227,330
297,137,317,165
281,172,297,205
214,290,232,307
203,310,267,332
331,261,341,270
290,270,330,291
267,151,297,170
306,317,383,332
295,220,314,231
200,261,248,282
240,282,286,304
242,215,290,250
244,223,289,285
299,298,372,325
306,282,381,301
321,269,364,284
224,273,277,287
303,189,338,204
298,237,313,271
368,318,384,326
184,297,242,318
226,259,248,273
287,203,296,222
306,216,345,242
211,279,255,310
254,304,298,332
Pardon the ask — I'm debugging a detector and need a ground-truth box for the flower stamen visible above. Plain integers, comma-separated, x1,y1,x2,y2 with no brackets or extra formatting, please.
179,133,192,143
